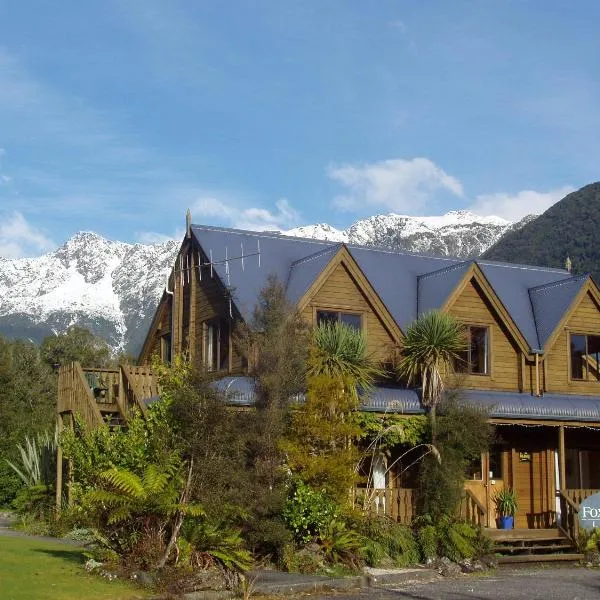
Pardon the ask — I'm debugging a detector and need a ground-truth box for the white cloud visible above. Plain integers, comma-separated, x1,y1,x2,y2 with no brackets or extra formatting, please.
468,186,574,221
191,197,300,231
328,157,464,213
0,211,55,258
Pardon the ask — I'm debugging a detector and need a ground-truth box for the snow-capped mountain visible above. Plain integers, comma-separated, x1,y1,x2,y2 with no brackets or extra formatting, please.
0,232,179,354
0,211,535,354
285,211,534,257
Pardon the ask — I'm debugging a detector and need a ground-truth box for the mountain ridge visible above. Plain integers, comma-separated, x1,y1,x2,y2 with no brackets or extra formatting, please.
0,210,535,354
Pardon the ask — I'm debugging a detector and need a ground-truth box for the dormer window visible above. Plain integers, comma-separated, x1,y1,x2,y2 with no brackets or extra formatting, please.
316,310,362,330
454,325,489,375
570,334,600,381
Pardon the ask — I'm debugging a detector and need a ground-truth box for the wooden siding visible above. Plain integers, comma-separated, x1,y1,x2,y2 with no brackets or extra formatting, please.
139,296,172,365
545,291,600,395
140,242,244,372
446,278,523,392
302,261,397,363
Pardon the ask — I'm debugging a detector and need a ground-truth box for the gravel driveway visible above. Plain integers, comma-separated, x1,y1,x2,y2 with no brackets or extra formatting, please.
315,566,600,600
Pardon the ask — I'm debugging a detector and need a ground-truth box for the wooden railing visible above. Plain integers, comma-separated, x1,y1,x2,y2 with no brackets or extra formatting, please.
460,489,487,527
354,488,416,524
58,363,104,427
559,488,600,541
58,363,161,426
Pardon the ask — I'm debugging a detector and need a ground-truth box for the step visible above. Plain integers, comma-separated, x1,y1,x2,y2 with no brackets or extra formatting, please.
98,403,121,413
495,544,575,554
498,553,584,564
487,528,563,542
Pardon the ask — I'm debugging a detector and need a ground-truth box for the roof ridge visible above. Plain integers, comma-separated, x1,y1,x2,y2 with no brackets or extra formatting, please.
289,244,342,268
529,273,588,295
417,260,473,281
192,224,571,274
191,224,338,247
477,259,569,274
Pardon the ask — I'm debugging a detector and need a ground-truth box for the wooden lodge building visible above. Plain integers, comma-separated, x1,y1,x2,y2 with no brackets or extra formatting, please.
59,214,600,548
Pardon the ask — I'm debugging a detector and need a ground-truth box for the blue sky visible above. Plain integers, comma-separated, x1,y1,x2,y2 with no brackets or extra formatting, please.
0,1,598,257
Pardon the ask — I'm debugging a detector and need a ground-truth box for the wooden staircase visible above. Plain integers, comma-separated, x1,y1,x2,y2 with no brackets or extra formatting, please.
487,528,583,564
57,362,159,428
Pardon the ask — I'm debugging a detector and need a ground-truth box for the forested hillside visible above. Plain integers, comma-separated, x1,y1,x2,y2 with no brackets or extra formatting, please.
483,182,600,281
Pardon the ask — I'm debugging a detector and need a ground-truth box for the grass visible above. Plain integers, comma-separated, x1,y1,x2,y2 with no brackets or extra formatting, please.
0,535,149,600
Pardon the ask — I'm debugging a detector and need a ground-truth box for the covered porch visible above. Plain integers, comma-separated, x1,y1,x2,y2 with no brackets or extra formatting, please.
356,388,600,537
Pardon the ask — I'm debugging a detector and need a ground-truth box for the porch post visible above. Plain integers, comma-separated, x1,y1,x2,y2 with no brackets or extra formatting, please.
558,425,566,491
484,451,491,528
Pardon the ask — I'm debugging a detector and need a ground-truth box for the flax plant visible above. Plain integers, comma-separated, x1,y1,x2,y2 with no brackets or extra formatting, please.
397,311,467,441
308,321,384,397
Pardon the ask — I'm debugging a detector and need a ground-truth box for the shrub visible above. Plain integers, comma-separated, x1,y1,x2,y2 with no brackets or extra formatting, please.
12,484,54,520
414,515,481,562
179,519,253,573
318,519,366,570
418,397,491,520
282,480,339,544
351,515,420,567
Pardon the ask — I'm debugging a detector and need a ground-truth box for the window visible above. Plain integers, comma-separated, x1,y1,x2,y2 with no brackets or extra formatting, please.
316,310,361,330
204,318,230,371
570,333,600,381
160,333,172,364
454,326,489,375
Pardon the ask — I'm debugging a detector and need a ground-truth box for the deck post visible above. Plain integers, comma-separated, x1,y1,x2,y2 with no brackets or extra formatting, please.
55,415,63,514
558,425,566,491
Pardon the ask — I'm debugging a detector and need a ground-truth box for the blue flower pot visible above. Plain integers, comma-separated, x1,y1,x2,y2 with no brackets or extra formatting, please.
497,516,514,530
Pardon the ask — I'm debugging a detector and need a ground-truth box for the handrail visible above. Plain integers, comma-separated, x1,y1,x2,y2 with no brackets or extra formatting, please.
559,490,579,512
559,489,580,542
462,488,487,527
465,488,487,516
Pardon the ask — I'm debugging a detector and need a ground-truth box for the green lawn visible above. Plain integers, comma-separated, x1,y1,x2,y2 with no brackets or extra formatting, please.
0,535,149,600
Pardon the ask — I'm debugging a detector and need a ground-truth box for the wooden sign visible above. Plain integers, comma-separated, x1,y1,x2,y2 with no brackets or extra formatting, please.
518,452,532,463
579,493,600,531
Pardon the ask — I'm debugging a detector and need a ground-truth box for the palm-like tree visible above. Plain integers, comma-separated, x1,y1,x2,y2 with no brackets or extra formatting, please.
397,311,467,440
307,321,384,398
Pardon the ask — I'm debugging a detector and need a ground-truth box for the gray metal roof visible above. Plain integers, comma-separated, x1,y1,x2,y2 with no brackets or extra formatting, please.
529,275,588,350
476,261,572,352
417,261,473,316
190,224,583,353
210,377,600,422
286,245,342,305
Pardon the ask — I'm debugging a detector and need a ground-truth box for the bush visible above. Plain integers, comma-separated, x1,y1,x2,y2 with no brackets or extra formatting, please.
351,515,420,567
282,480,339,544
418,398,491,520
12,484,54,520
317,519,366,570
414,515,483,562
179,519,253,573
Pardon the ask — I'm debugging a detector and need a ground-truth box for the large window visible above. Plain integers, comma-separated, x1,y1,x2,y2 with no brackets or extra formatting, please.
316,310,361,330
454,325,489,375
570,333,600,381
204,318,230,372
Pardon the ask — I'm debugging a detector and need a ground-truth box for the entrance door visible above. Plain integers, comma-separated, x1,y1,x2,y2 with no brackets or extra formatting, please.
513,447,556,528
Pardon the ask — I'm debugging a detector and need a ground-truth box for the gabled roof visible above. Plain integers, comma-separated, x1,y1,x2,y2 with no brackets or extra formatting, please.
417,261,473,315
286,245,342,305
190,223,588,354
529,274,589,350
348,246,461,331
477,261,572,352
191,225,337,323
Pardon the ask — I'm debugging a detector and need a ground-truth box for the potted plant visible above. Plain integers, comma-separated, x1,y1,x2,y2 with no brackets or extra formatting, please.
493,488,518,529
